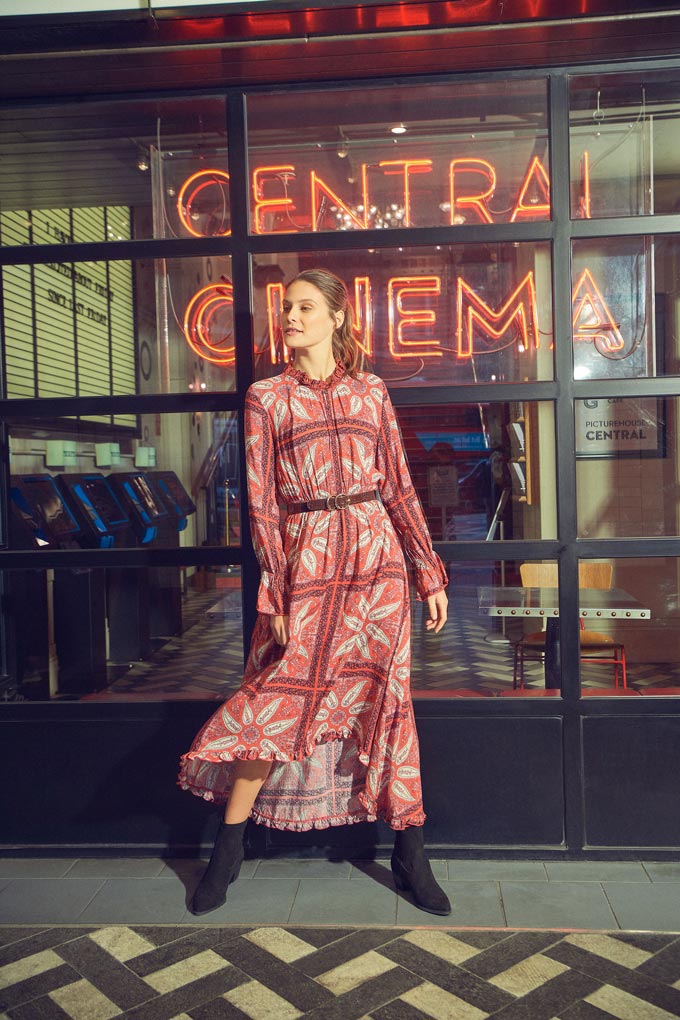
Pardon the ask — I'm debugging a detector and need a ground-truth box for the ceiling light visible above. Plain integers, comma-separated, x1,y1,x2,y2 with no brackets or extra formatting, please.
390,123,407,135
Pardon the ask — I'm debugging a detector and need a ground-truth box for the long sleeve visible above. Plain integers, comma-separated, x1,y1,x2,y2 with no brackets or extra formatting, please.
375,381,449,602
244,387,288,615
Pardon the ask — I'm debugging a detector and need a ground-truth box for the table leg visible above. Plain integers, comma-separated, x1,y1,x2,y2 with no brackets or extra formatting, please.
544,618,561,690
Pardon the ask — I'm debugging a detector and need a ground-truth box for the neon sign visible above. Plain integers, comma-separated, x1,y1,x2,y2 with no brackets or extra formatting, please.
456,273,539,358
181,267,631,367
176,153,633,367
572,268,624,356
177,169,231,237
180,154,552,235
183,282,235,365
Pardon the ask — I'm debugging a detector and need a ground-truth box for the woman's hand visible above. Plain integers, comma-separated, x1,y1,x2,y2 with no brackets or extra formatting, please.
269,614,290,646
425,590,448,634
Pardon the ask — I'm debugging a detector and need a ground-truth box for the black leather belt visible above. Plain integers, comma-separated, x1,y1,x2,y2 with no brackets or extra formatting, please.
282,489,379,514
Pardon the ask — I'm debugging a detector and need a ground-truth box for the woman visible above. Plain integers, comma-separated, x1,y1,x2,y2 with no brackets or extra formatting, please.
179,268,450,916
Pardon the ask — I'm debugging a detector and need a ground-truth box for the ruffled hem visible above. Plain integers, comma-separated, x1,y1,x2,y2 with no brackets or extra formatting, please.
179,725,371,769
178,726,426,832
249,806,426,832
176,779,426,832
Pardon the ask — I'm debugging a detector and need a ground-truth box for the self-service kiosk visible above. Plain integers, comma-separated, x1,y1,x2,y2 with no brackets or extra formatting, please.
8,475,107,699
107,472,168,547
147,470,197,539
55,473,129,549
55,472,151,665
140,471,197,638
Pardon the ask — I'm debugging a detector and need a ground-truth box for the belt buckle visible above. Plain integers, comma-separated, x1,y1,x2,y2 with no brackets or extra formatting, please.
326,492,349,511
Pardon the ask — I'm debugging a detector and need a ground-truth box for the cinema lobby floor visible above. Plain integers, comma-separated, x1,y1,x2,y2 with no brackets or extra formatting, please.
2,855,680,1020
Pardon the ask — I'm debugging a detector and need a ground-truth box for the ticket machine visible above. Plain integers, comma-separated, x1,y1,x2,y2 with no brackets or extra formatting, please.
8,475,107,699
55,471,152,664
10,474,81,551
55,472,129,549
144,470,197,638
107,471,169,547
100,470,174,659
147,470,197,540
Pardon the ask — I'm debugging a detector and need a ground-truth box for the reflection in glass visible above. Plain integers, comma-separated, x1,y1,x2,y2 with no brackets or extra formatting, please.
411,558,556,698
252,245,554,386
577,558,678,698
570,237,673,381
394,401,555,543
576,394,679,539
6,412,241,550
0,97,228,246
247,80,549,235
450,556,680,700
1,255,235,398
570,70,680,219
1,566,243,703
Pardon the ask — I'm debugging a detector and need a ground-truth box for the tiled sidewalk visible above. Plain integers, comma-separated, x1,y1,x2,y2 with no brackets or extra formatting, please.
1,858,680,931
4,923,680,1020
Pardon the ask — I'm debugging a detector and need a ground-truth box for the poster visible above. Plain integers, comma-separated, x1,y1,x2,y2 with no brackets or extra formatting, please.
575,397,664,459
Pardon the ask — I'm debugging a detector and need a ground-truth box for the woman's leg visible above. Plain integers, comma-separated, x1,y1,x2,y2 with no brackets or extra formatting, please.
224,759,273,823
191,759,272,915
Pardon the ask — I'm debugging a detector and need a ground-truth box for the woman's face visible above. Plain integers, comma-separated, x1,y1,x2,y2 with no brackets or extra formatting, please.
281,279,343,355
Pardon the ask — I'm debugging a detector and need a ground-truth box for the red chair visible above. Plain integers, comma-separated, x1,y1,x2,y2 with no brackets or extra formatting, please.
513,562,627,690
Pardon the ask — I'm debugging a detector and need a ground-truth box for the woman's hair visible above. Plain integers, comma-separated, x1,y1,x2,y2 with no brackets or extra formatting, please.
288,268,363,376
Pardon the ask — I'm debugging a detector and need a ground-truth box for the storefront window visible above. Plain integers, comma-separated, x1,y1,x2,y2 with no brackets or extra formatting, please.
1,565,243,703
6,411,241,551
247,80,549,235
416,557,563,698
393,400,556,543
578,557,676,698
571,236,680,380
2,255,235,398
0,97,228,246
570,70,680,219
476,557,678,700
575,394,679,538
253,245,554,386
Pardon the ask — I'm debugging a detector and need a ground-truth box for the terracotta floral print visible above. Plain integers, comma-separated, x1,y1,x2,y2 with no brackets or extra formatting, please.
178,360,448,831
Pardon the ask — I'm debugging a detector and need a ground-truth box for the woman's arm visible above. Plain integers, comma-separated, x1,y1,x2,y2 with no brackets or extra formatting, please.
244,388,289,617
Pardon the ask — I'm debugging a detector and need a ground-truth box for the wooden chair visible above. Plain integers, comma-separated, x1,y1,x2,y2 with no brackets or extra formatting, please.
513,561,627,690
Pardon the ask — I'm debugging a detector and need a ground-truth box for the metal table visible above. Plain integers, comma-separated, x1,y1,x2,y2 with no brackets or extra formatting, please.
478,586,651,689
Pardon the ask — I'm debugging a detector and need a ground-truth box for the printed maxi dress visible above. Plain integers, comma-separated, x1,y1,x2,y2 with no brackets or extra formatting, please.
178,359,448,831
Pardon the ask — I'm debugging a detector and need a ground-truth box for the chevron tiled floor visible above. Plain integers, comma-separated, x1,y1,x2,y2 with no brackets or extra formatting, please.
85,577,680,702
3,921,680,1020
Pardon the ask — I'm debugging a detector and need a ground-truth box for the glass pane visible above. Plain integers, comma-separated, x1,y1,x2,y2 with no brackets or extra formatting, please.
416,557,562,698
391,401,555,542
0,566,242,703
570,70,680,219
1,255,235,397
7,412,240,550
247,80,549,235
577,557,674,697
576,394,676,538
571,236,680,381
0,97,228,245
253,246,554,385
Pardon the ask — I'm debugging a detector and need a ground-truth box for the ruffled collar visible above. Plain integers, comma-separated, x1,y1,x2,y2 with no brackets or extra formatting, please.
283,360,346,389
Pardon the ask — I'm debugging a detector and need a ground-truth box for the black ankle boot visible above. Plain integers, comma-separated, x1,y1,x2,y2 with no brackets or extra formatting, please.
190,819,247,915
391,825,451,916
